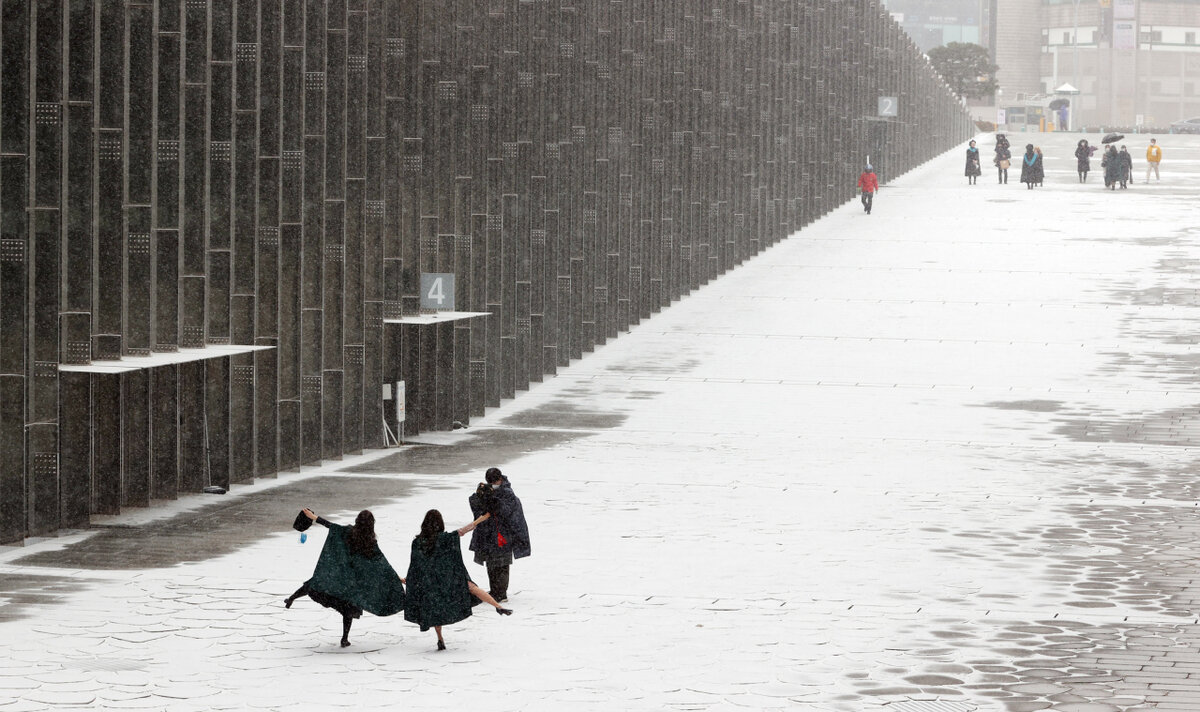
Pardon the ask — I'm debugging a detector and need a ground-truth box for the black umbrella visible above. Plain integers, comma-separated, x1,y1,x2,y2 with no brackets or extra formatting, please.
1049,98,1070,110
1102,133,1125,144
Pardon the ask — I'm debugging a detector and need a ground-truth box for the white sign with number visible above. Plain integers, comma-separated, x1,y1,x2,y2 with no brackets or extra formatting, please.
878,96,898,117
420,273,455,311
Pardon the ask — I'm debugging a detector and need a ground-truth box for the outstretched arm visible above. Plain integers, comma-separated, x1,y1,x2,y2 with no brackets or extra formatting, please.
302,508,332,527
457,513,490,537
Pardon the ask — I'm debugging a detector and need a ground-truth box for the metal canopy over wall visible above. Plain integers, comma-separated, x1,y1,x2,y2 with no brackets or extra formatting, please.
0,0,972,544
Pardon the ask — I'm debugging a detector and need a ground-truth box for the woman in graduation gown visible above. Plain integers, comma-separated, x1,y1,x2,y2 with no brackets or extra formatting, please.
403,509,513,651
285,508,406,648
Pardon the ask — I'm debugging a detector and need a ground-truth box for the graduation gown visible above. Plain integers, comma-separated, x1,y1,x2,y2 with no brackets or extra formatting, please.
305,521,407,617
404,531,480,631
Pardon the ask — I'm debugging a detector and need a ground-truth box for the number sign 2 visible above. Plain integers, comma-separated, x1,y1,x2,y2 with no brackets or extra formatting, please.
878,97,898,117
420,273,456,311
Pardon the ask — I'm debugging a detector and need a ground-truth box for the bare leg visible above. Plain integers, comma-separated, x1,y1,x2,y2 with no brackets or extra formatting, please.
468,581,513,615
435,625,445,651
468,581,502,608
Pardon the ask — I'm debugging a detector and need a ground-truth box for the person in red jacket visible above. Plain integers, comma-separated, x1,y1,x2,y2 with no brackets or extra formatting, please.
857,165,879,214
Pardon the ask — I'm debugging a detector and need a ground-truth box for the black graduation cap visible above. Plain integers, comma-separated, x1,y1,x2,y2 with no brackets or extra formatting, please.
293,510,314,532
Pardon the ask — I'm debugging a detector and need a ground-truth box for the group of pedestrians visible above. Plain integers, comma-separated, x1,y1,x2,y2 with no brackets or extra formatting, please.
1091,137,1163,190
962,134,1045,188
969,133,1165,190
856,134,1167,214
284,467,531,651
1007,134,1164,191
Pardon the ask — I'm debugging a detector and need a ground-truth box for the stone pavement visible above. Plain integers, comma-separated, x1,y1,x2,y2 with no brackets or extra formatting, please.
3,132,1200,711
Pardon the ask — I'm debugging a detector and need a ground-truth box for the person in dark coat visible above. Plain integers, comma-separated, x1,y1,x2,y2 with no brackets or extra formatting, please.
404,509,512,651
284,509,406,648
1118,145,1133,189
1019,144,1038,189
1101,145,1120,190
1032,146,1044,186
994,136,1011,184
1074,139,1091,183
964,140,982,184
468,467,532,602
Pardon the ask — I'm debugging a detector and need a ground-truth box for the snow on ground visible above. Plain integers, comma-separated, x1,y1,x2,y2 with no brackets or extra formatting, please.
3,132,1200,711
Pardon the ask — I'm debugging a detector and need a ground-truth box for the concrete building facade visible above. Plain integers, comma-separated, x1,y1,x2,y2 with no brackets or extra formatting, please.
0,0,971,545
997,0,1200,127
881,0,994,52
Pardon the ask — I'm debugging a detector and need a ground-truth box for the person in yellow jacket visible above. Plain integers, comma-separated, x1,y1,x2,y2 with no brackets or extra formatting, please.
1145,138,1162,182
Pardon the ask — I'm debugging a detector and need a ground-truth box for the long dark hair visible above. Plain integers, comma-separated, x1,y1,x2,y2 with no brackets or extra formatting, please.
417,509,444,555
346,510,377,557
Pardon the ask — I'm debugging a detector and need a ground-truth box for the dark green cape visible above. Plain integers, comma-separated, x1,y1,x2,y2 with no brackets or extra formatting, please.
307,523,406,617
403,531,478,631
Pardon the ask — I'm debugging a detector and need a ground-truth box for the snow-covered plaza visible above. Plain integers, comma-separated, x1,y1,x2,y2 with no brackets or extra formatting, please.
3,131,1200,712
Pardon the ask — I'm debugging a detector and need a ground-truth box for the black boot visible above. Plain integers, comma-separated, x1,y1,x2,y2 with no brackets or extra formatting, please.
341,615,353,647
285,584,309,609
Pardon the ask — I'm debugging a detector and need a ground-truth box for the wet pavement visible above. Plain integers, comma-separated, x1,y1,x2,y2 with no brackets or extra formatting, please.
3,132,1200,711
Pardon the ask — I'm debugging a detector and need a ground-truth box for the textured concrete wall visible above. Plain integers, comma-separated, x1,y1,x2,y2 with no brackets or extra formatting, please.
0,0,971,544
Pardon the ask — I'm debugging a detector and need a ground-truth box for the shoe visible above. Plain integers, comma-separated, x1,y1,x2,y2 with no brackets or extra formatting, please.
496,607,513,616
284,597,294,609
340,639,351,648
437,639,446,651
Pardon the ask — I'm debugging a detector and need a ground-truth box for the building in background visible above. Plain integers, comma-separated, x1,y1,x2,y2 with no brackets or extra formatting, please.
882,0,997,53
996,0,1200,128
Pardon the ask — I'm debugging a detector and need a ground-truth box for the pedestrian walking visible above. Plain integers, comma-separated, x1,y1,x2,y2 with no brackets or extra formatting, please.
994,135,1011,184
856,164,878,214
965,140,982,185
1145,138,1162,181
1074,139,1091,183
284,509,406,648
1101,145,1120,190
468,467,531,603
1020,144,1039,190
1118,145,1133,189
404,509,513,651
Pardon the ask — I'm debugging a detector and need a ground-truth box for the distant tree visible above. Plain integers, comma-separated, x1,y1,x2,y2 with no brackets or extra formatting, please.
927,42,999,100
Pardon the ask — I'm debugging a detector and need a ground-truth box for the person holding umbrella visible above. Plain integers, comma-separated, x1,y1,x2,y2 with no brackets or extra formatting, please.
1101,144,1121,190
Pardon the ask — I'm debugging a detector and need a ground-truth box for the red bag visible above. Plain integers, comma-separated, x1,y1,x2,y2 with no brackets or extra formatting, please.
497,532,507,547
